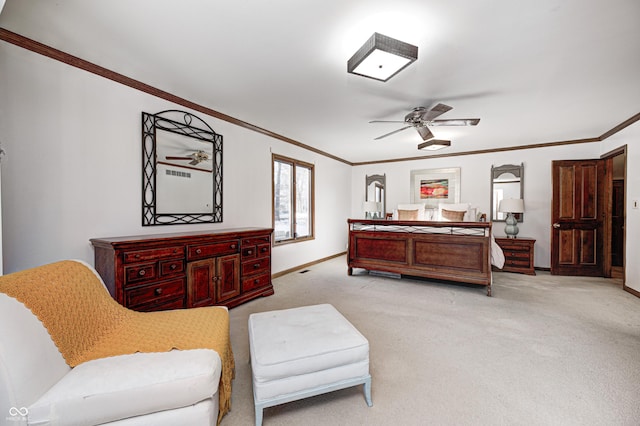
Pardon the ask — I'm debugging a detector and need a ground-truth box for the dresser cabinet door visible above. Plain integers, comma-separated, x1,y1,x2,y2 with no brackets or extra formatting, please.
187,259,215,308
216,254,241,303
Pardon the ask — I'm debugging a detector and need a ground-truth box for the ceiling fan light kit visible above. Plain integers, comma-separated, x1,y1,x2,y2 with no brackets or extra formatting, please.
347,33,418,82
418,139,451,151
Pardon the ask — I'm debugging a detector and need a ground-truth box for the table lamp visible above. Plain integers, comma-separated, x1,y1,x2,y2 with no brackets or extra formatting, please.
498,198,524,238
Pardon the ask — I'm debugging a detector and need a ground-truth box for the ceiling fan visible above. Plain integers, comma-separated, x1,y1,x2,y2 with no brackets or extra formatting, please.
165,150,212,166
370,103,480,141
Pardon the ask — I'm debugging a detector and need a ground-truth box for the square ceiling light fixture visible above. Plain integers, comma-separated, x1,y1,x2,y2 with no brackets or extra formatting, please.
347,33,418,82
418,140,451,151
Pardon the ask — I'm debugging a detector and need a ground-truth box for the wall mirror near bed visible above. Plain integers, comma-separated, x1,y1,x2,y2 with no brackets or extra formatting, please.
365,174,385,218
142,110,223,226
491,163,524,222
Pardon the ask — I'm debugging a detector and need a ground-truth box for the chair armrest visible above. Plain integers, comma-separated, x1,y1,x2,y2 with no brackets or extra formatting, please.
28,349,221,426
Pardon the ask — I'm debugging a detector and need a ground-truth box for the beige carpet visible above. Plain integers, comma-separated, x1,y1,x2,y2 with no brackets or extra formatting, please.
222,255,640,425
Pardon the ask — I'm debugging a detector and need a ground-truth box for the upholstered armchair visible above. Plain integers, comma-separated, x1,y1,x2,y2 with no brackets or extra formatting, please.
0,260,234,425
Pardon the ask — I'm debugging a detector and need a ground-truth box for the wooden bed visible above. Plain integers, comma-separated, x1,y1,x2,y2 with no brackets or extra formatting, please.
347,219,494,296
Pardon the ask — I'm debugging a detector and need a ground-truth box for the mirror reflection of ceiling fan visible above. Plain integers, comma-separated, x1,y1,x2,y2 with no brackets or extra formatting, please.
370,103,480,141
165,150,212,166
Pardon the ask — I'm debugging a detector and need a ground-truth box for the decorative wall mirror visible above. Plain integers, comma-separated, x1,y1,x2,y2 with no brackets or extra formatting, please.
142,110,222,225
491,163,524,222
365,174,386,218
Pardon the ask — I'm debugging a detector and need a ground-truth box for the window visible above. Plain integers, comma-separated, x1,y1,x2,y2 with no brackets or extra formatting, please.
273,154,314,243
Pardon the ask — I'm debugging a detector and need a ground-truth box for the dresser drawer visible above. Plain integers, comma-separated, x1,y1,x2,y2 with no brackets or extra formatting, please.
134,297,185,312
123,246,183,263
124,263,157,285
505,258,531,268
242,257,270,276
125,278,186,309
242,246,257,259
187,240,239,260
159,259,184,277
242,236,271,246
242,272,271,292
504,250,531,259
500,244,530,253
256,243,271,258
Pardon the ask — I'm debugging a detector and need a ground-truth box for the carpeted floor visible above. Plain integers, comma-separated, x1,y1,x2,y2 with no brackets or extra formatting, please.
222,255,640,425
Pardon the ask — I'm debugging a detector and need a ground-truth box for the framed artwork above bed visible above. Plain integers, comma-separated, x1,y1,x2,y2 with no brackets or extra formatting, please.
410,167,461,207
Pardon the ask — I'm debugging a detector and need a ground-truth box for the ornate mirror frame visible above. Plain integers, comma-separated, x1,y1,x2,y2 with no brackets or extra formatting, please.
365,174,386,217
491,163,524,222
142,110,223,226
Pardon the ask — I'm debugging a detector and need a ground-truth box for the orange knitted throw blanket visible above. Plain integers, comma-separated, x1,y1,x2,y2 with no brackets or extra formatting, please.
0,260,234,424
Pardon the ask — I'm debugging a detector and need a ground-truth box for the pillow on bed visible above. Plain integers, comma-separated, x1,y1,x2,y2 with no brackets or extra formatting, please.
397,209,419,220
441,209,466,221
437,202,470,221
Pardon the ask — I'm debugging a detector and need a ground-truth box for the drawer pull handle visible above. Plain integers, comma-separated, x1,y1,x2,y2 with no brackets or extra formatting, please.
173,249,178,253
135,254,141,259
231,244,237,249
139,269,146,276
195,248,202,254
261,247,268,252
254,263,260,269
155,288,163,295
170,264,177,270
247,250,253,255
254,279,260,284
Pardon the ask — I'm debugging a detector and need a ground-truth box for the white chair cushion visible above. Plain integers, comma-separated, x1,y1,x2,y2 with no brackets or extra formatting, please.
28,349,221,426
0,294,70,418
249,304,369,383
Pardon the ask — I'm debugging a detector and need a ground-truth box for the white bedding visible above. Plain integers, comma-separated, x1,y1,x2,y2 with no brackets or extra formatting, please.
490,234,505,269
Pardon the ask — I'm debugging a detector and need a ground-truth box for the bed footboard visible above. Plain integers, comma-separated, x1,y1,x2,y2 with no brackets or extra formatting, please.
347,219,493,296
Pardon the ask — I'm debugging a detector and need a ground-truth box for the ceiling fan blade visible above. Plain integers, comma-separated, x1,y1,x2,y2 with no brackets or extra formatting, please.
165,156,193,160
420,103,453,121
429,118,480,126
374,126,413,140
189,159,200,165
369,120,406,124
416,125,434,141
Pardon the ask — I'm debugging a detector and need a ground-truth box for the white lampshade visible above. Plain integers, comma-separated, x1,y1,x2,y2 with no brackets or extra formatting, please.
363,201,381,212
498,198,524,213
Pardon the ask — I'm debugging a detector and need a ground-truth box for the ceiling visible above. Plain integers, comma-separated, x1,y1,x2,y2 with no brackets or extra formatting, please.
1,0,639,164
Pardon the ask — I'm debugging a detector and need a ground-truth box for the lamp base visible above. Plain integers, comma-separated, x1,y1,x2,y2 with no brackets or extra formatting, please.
504,212,519,238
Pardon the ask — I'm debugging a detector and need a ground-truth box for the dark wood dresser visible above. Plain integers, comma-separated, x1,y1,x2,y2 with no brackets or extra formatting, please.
494,237,536,275
90,228,274,311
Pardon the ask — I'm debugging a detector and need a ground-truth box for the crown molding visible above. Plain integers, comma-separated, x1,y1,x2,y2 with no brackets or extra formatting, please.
1,27,637,168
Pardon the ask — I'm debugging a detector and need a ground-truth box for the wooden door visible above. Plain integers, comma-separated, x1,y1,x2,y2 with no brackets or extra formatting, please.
187,259,215,307
215,254,240,303
551,159,606,276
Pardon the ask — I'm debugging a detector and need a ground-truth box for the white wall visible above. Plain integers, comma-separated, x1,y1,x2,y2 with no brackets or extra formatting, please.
600,121,640,293
0,41,351,275
352,142,604,269
1,37,637,291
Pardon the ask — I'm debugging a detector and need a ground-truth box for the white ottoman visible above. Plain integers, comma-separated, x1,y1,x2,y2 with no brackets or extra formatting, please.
248,304,372,426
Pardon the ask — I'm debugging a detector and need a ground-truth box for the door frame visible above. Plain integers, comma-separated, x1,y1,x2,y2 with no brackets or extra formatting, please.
601,145,627,284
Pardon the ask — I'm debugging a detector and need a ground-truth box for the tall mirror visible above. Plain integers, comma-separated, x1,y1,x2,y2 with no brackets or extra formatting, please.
365,174,385,218
142,110,223,226
491,163,524,222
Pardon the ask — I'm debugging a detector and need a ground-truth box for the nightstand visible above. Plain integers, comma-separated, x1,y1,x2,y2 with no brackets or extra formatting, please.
494,237,536,275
